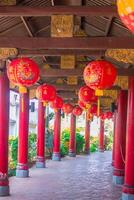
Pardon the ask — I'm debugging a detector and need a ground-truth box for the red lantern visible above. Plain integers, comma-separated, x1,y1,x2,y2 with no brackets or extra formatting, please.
78,100,91,111
7,57,39,93
78,85,97,103
90,104,97,115
83,60,117,90
36,84,56,104
50,96,63,110
105,111,113,120
117,0,134,34
72,106,83,116
100,113,106,121
62,103,73,114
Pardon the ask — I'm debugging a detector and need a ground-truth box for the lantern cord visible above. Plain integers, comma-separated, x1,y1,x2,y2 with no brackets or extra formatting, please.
21,95,24,113
120,144,125,164
97,97,100,117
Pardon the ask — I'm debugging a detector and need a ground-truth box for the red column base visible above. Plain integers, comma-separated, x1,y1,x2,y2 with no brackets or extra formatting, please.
52,152,61,161
0,177,9,196
113,168,124,185
98,147,104,152
68,149,76,157
122,185,134,200
16,163,29,178
85,149,90,155
36,156,45,168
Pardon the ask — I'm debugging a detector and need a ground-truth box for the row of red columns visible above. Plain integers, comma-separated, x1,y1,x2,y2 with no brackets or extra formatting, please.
112,78,134,200
0,72,91,196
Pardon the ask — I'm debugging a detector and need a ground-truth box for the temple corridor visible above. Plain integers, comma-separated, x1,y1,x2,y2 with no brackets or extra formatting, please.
1,152,121,200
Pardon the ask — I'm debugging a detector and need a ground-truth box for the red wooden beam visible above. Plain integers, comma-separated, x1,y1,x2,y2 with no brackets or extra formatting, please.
1,37,134,49
0,6,118,17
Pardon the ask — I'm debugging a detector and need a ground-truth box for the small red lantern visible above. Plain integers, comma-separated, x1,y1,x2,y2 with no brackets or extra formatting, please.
90,104,97,114
100,113,106,121
105,111,113,120
62,103,73,114
7,57,39,93
83,60,117,90
36,84,56,104
50,96,63,111
78,100,91,111
72,106,83,116
78,85,96,103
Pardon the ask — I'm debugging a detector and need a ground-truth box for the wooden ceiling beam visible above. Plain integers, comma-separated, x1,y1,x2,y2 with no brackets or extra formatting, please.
0,6,118,17
19,49,105,56
1,37,134,49
40,68,134,77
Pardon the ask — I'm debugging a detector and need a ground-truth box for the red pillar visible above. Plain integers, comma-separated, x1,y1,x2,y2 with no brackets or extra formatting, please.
52,109,61,161
99,119,104,152
0,71,10,196
16,92,29,178
112,112,116,166
122,78,134,200
113,91,127,185
85,114,90,154
36,101,46,168
69,113,76,157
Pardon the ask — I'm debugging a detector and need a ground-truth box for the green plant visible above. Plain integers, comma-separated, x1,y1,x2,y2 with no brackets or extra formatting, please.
8,133,37,176
60,128,85,156
76,132,85,154
90,136,98,152
28,133,37,162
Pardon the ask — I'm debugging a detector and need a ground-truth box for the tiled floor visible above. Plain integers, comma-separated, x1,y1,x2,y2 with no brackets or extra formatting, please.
2,151,122,200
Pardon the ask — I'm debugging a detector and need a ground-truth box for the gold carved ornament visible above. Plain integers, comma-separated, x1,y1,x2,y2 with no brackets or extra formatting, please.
105,49,134,64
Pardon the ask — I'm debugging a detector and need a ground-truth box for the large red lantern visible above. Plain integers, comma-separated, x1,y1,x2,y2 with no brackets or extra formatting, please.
50,96,63,111
78,85,97,103
83,60,117,90
36,84,56,104
72,106,83,116
62,103,73,114
117,0,134,34
7,57,39,93
78,100,91,111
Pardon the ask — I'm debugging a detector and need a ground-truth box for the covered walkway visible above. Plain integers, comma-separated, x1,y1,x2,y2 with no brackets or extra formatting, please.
2,152,121,200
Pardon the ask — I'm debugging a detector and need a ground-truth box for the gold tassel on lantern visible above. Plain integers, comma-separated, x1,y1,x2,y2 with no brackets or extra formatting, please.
43,101,48,107
19,86,27,94
95,89,103,117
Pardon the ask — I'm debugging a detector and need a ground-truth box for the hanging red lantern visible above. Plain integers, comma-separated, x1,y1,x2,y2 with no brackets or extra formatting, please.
50,96,63,111
72,106,83,116
78,85,97,103
84,60,117,116
7,57,39,93
62,103,73,114
117,0,134,34
36,84,56,104
100,113,106,121
83,60,117,90
105,111,113,120
90,104,97,115
78,100,91,111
